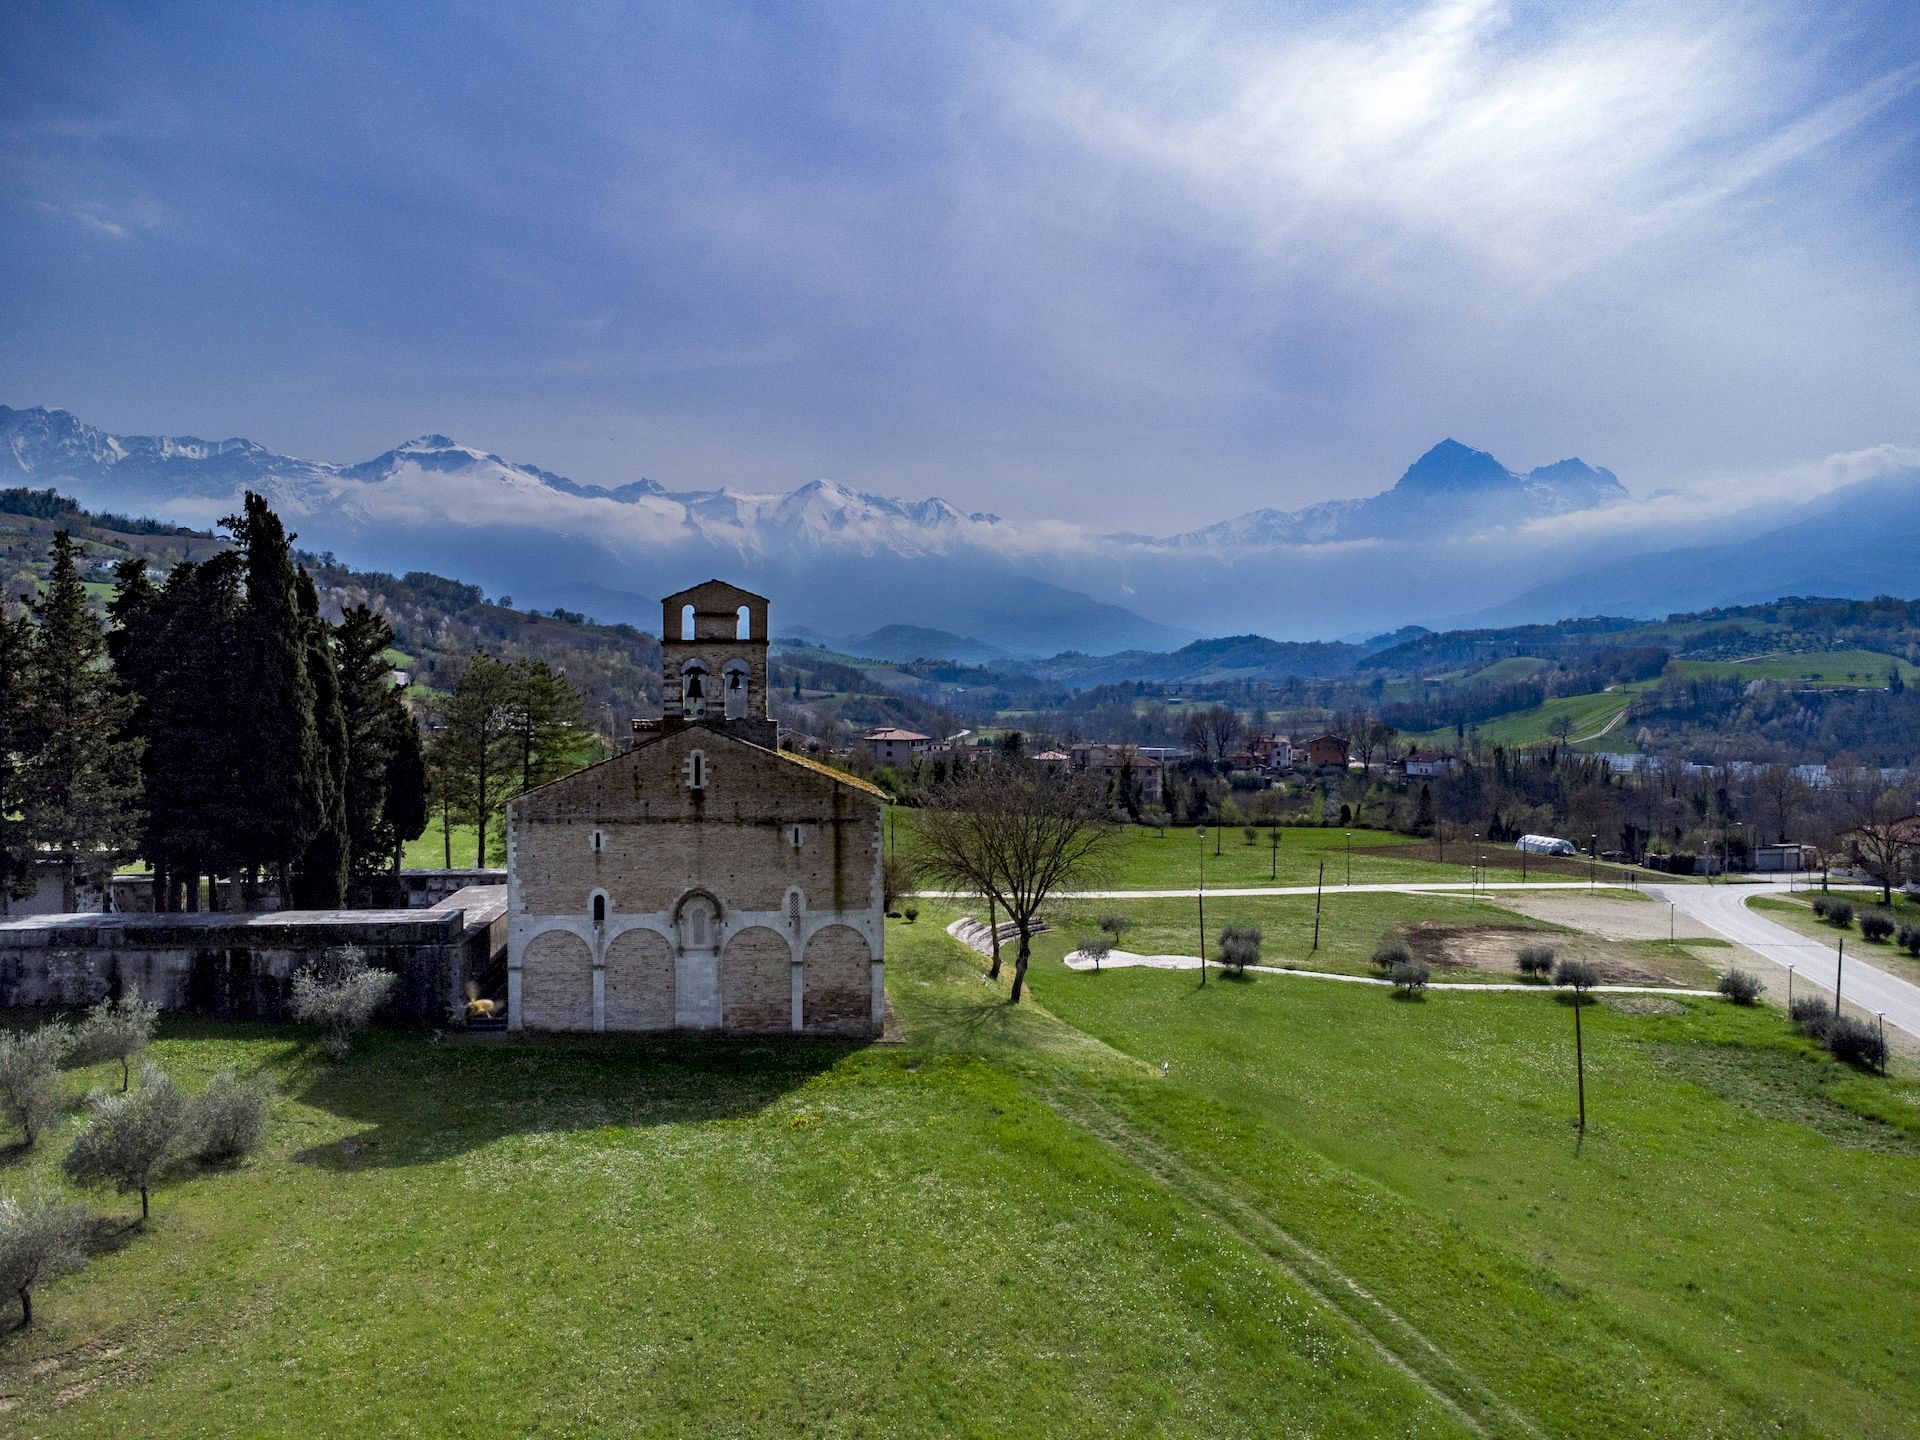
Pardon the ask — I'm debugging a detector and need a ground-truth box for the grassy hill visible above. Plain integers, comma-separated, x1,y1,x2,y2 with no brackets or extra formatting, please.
3,915,1915,1435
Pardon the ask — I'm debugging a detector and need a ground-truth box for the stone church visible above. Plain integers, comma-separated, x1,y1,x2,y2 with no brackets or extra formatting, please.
505,580,888,1037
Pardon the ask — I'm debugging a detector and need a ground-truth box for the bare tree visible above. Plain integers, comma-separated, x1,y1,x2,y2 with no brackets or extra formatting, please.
913,765,1117,1002
1846,798,1918,905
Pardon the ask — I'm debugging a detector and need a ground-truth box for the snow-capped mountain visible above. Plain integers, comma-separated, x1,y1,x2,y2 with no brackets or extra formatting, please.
12,402,1906,652
1167,440,1627,547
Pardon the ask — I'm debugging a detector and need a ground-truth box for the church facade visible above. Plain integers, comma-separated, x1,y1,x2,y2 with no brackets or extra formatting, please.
504,580,888,1037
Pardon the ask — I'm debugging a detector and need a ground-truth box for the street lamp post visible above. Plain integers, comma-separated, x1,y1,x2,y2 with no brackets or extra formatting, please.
1589,833,1597,890
1197,827,1207,983
1345,830,1352,887
1835,937,1845,1018
1313,860,1325,950
1786,964,1793,1008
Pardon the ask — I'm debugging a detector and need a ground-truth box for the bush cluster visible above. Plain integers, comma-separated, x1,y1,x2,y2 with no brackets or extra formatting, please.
1388,960,1431,997
1371,934,1412,973
1788,996,1888,1071
1897,924,1920,957
1811,896,1854,928
1555,958,1600,996
1218,925,1262,977
1717,969,1764,1005
1859,911,1894,943
1516,944,1557,978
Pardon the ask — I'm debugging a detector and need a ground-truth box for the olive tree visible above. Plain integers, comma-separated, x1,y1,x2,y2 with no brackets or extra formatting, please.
912,764,1117,1002
1218,924,1262,977
74,987,161,1092
63,1067,191,1222
189,1069,272,1164
291,947,399,1060
0,1188,91,1326
0,1023,73,1148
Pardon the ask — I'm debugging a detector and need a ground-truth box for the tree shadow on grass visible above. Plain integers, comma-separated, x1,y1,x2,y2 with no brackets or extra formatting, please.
285,1028,863,1172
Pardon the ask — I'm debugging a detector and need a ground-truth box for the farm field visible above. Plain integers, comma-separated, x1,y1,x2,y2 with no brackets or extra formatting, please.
1669,648,1917,686
1400,685,1649,751
6,912,1918,1436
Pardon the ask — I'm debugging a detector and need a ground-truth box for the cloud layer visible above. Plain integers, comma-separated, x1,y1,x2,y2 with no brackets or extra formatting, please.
2,0,1915,528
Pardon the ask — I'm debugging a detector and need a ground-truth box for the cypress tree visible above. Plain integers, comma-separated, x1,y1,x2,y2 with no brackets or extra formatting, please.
336,604,428,877
289,571,349,907
0,602,34,911
21,532,143,909
224,493,323,890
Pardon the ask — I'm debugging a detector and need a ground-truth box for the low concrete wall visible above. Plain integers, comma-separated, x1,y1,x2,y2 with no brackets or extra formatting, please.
0,886,508,1026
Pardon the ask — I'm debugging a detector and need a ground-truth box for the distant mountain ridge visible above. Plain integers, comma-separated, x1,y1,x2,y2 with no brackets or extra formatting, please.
1165,440,1627,547
10,402,1916,650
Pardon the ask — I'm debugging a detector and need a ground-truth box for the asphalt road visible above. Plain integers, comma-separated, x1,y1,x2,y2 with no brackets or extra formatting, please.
1649,880,1920,1039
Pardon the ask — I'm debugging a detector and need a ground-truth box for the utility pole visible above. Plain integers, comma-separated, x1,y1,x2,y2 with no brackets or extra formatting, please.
1787,964,1794,1008
1589,833,1597,890
1345,830,1352,887
1312,860,1324,950
1835,936,1845,1018
1573,990,1587,1132
1197,827,1207,982
1270,826,1279,882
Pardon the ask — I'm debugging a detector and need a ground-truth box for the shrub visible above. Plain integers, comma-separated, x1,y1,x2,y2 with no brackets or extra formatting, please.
1218,925,1262,977
1825,1015,1887,1071
1243,825,1258,846
0,1024,74,1148
1823,899,1854,929
1898,924,1920,957
62,1066,190,1222
1516,944,1557,977
0,1188,92,1326
1859,911,1894,943
901,903,920,925
1717,969,1764,1005
1098,913,1132,947
1810,896,1832,920
1389,960,1431,996
1554,958,1600,998
290,948,399,1061
189,1070,272,1165
1789,995,1833,1038
1079,936,1112,972
1371,934,1412,972
880,854,918,915
73,988,161,1093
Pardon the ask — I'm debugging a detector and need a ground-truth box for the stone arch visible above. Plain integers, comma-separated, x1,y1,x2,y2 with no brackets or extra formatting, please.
803,924,873,1035
720,925,792,1031
722,658,751,719
605,928,674,1030
521,929,593,1031
673,889,722,952
680,659,710,718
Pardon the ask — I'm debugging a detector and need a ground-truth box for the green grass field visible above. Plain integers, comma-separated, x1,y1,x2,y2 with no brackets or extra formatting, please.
1670,649,1917,686
4,911,1916,1435
1401,686,1648,750
402,817,484,870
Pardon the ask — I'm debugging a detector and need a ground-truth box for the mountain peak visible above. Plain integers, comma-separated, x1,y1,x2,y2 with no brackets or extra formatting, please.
399,434,459,452
1395,439,1515,493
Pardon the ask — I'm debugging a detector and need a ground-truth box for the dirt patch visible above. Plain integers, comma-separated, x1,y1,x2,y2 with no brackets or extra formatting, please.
1398,922,1681,986
1494,893,1707,942
1602,994,1688,1017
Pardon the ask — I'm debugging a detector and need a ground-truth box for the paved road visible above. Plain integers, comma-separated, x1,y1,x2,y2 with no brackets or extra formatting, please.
1649,880,1920,1039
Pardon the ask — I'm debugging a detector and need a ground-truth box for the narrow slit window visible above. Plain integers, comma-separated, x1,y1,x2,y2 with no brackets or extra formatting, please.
686,750,706,789
592,894,607,927
591,829,604,853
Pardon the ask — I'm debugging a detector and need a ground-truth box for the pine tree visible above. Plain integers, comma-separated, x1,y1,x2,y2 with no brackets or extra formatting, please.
21,532,143,909
504,659,584,794
428,655,519,867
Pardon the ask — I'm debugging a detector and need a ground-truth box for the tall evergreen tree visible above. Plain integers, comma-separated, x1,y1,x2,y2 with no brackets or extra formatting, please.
0,601,35,911
21,532,142,909
504,659,584,794
336,604,427,875
289,571,349,908
224,493,323,888
428,655,519,867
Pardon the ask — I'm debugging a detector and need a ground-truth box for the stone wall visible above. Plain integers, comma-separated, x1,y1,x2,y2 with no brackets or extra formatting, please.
720,926,791,1031
604,929,674,1029
804,924,874,1036
0,887,506,1025
520,930,592,1030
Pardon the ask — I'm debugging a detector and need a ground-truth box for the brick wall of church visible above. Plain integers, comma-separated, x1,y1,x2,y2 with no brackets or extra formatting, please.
521,930,592,1030
804,924,872,1036
605,929,675,1029
720,926,791,1030
512,727,880,920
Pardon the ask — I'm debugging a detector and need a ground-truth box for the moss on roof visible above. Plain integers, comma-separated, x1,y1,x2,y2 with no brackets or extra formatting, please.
775,748,889,800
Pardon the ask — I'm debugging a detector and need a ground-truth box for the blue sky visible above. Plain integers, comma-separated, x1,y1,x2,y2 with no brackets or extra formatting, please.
3,0,1917,527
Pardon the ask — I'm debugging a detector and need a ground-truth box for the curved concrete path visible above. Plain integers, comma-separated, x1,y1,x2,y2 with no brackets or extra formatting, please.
1650,881,1920,1039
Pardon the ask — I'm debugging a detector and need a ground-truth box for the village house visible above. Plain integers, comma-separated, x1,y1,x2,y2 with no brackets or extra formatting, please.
1402,748,1460,779
504,580,887,1037
861,726,933,766
1067,742,1165,807
1306,733,1352,768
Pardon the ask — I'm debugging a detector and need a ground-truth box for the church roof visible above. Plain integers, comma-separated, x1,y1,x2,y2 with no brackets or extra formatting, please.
506,719,886,808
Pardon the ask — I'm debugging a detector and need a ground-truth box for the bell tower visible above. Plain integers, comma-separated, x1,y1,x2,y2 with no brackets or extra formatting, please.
657,579,776,748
